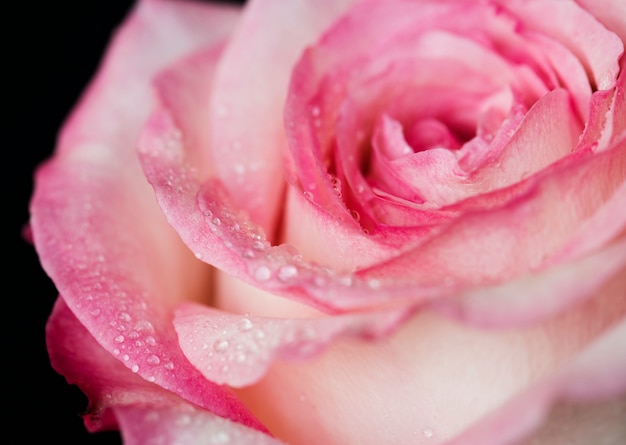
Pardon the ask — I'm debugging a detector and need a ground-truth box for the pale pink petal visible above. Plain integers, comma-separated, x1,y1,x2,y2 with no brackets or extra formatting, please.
46,298,262,433
359,143,626,288
575,0,626,42
433,238,626,328
236,290,625,444
498,0,623,91
116,404,285,445
174,302,411,387
444,319,626,445
139,111,626,318
206,0,357,238
30,0,265,429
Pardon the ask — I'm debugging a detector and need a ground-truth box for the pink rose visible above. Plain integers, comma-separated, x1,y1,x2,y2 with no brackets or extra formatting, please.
30,0,626,444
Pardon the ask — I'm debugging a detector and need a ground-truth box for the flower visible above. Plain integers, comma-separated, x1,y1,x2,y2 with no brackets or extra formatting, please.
30,0,626,444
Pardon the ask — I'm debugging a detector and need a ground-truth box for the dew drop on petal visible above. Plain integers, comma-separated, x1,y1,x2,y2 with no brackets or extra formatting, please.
147,354,161,365
131,364,139,373
238,318,253,331
115,335,125,343
423,428,433,439
278,265,298,282
212,431,230,444
254,266,272,282
214,339,229,353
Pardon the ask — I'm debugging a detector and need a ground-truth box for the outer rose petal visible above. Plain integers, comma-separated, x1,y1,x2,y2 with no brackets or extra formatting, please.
116,405,285,445
235,291,626,445
30,0,265,430
48,298,277,441
173,302,412,387
445,319,626,445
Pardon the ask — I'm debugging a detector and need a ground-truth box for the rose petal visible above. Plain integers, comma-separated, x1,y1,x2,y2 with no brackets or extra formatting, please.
498,0,623,91
174,302,412,387
359,141,626,288
30,0,265,430
47,297,264,433
235,289,626,444
575,0,626,43
116,404,285,445
444,319,626,445
206,0,358,238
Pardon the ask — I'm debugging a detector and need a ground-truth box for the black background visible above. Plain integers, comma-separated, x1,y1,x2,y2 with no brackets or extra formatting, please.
10,1,242,443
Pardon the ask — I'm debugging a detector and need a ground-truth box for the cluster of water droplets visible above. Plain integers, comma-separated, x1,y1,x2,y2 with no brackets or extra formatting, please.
197,184,397,309
71,250,179,386
135,404,282,445
183,310,332,387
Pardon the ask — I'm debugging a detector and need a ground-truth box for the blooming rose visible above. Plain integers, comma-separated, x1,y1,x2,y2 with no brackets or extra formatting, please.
30,0,626,444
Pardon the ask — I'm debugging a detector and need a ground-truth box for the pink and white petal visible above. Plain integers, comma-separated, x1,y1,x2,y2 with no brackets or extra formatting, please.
139,134,626,317
115,404,285,445
47,298,263,433
444,319,626,445
433,238,626,328
234,290,626,445
359,142,626,287
207,0,358,238
575,0,626,43
547,180,626,265
174,302,412,388
30,0,266,429
499,0,623,91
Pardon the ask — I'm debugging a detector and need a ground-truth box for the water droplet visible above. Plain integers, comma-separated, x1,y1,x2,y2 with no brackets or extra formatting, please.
115,335,125,343
113,349,120,356
147,354,161,365
164,362,175,370
254,266,272,281
131,364,139,373
211,217,222,226
278,265,298,282
145,336,156,346
238,318,253,331
214,339,229,353
176,414,192,426
303,190,314,201
221,365,230,373
194,252,202,259
423,428,433,438
118,312,132,322
252,240,267,251
146,376,156,382
123,354,130,362
90,308,101,317
350,209,360,222
367,278,382,289
212,431,230,444
235,352,247,363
